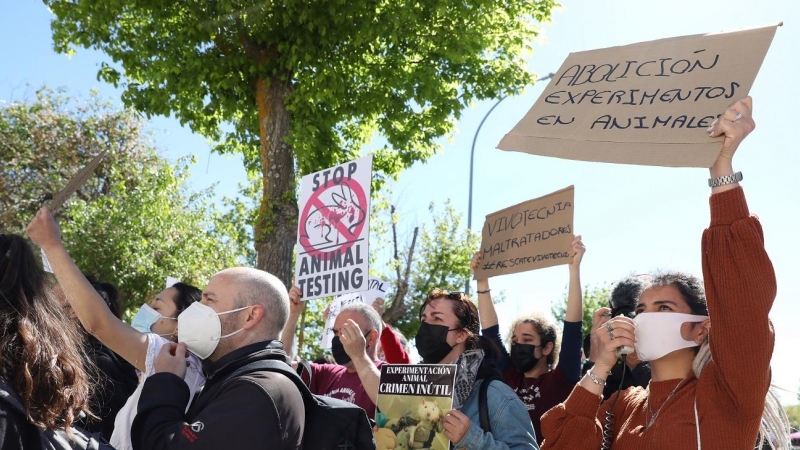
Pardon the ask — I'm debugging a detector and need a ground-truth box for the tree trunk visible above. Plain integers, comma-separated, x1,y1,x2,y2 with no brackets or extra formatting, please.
254,76,297,289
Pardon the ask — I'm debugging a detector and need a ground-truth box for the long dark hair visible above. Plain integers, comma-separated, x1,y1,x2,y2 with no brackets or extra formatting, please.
0,234,94,430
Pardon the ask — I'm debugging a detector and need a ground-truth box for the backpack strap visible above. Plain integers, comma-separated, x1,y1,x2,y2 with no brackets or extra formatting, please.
221,359,316,405
478,375,503,433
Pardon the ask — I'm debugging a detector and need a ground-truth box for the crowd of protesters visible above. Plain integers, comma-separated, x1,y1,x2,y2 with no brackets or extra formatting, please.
0,97,792,449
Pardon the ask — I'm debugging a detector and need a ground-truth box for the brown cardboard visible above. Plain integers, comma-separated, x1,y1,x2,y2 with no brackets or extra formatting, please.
49,150,107,213
474,185,574,279
498,24,780,168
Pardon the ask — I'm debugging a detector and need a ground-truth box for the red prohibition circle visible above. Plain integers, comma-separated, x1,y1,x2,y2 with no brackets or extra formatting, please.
298,179,368,258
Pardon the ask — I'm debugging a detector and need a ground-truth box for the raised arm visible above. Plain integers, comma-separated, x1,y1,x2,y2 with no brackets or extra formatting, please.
340,319,381,405
559,236,585,383
26,207,149,371
472,252,498,329
701,96,774,414
280,285,305,360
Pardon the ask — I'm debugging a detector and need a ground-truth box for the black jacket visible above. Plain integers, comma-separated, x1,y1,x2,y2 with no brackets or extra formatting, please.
0,397,43,450
132,340,304,450
81,336,138,441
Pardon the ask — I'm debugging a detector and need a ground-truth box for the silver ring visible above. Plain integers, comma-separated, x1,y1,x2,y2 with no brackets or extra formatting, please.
733,112,743,122
604,322,613,332
609,329,615,340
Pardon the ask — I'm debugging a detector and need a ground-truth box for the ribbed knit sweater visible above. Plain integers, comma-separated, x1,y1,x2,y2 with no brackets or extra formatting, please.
540,187,775,450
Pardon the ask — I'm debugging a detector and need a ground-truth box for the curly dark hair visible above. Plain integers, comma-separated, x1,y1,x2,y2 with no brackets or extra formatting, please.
419,288,499,360
0,234,94,431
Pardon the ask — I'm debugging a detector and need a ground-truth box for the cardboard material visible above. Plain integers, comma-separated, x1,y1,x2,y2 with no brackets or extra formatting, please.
498,24,780,168
474,186,574,279
49,150,108,213
321,277,388,349
295,155,373,300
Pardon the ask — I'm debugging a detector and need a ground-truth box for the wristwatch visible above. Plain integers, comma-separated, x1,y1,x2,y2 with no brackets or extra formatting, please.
708,171,743,188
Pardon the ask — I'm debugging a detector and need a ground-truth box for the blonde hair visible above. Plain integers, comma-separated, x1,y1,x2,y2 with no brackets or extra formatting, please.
507,312,561,370
692,341,791,449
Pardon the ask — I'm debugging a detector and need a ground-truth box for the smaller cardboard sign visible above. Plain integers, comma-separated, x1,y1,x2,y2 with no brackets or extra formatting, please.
474,186,574,279
321,277,388,349
375,364,456,450
49,150,108,213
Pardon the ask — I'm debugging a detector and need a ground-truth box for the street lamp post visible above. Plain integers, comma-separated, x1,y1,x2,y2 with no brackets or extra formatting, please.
465,73,554,295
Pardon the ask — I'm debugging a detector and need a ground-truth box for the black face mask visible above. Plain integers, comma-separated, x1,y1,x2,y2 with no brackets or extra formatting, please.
415,322,459,364
510,343,541,373
331,332,370,365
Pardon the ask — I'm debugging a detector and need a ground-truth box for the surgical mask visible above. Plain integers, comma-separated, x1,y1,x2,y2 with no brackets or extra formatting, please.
414,322,458,364
510,343,540,373
131,304,175,334
330,331,371,365
634,312,709,361
177,302,251,359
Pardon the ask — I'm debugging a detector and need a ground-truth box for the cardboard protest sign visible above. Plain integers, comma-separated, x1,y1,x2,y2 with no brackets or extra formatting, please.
375,364,456,450
474,186,574,279
498,24,780,168
49,150,108,213
321,277,388,349
295,155,373,300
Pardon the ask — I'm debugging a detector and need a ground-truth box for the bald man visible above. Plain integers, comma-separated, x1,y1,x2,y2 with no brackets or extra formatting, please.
132,268,304,450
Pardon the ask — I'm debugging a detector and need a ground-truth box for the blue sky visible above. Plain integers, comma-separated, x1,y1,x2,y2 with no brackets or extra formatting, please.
2,1,798,402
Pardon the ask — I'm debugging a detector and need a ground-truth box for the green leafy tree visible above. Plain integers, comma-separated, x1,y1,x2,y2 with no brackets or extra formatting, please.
381,200,480,338
45,0,558,287
0,87,253,312
552,285,611,339
785,404,800,432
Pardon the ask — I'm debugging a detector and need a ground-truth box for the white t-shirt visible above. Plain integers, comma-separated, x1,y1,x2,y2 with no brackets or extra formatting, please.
109,334,205,450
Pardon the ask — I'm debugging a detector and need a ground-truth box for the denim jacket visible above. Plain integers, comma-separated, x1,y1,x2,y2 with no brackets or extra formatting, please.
454,379,539,450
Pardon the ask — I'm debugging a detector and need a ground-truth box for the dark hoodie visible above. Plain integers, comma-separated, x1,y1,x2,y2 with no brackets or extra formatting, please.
132,340,304,450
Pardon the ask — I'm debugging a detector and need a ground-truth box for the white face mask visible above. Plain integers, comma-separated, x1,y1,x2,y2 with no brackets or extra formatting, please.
177,302,250,359
131,304,176,334
634,312,709,361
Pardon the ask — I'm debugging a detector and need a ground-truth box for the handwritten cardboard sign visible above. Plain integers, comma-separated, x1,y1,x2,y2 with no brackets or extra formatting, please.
49,150,108,213
474,186,574,279
498,24,780,168
321,277,388,349
295,155,373,300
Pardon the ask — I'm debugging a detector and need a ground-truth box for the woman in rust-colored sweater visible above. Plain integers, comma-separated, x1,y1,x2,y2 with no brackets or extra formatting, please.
540,97,787,450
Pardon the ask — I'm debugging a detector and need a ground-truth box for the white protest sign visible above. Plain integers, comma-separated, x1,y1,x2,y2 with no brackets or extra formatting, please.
41,249,53,273
321,277,388,349
166,277,181,288
295,155,373,300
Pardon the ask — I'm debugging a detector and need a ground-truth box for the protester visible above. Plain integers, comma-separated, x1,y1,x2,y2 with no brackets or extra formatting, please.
70,276,139,441
281,291,390,418
131,267,304,448
540,97,791,449
343,289,538,449
583,276,652,400
281,286,408,418
26,207,204,450
370,296,412,364
0,233,94,447
472,236,585,445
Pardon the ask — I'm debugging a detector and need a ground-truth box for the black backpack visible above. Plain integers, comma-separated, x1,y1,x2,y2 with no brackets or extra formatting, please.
224,359,376,450
0,378,114,450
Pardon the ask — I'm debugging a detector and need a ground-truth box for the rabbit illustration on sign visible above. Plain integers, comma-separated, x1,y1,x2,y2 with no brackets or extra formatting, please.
301,181,366,248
